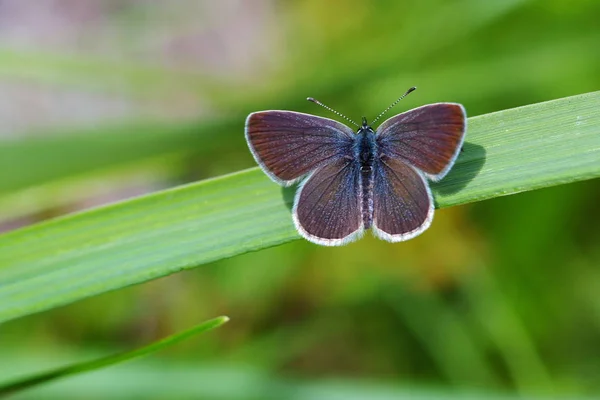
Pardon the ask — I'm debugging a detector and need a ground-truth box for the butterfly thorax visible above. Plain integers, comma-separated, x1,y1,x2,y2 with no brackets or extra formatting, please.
356,124,376,171
355,121,376,229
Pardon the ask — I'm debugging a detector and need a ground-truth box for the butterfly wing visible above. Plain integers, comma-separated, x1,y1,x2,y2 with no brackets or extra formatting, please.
293,158,363,246
371,157,433,242
245,111,355,186
375,103,466,181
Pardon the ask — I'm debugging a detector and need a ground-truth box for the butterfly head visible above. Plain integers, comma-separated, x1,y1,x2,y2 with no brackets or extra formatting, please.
358,116,374,134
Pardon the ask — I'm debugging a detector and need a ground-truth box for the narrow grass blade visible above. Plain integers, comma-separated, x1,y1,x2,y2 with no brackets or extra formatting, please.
0,92,598,325
0,316,228,397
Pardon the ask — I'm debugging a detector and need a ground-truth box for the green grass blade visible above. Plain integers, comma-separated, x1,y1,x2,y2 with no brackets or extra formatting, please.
432,90,600,206
0,92,598,325
0,316,228,397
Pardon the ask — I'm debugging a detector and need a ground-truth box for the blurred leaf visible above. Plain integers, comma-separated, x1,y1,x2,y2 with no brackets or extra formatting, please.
462,267,553,391
0,91,598,325
386,288,499,387
0,48,224,99
0,0,538,120
282,0,532,96
0,118,239,195
0,316,228,397
0,361,593,400
364,32,600,117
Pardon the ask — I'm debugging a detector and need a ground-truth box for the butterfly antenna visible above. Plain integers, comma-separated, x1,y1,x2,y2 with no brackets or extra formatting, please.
307,97,359,127
370,86,417,125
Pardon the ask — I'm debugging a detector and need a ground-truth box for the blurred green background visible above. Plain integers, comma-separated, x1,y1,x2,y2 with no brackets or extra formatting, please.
0,0,599,398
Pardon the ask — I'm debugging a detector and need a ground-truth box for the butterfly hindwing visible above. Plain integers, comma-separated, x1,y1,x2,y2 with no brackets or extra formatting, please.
293,157,363,246
372,157,433,242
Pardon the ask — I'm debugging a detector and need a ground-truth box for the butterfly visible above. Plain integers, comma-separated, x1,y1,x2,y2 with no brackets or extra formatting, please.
245,87,466,246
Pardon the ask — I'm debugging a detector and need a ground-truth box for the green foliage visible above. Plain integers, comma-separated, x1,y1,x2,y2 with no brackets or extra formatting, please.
0,0,599,398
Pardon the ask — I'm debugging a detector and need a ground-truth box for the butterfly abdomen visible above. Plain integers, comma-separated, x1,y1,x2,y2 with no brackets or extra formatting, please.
360,168,374,229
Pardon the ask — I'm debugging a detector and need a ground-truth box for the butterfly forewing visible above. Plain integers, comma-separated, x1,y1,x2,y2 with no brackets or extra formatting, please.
376,103,466,181
293,158,363,246
372,157,433,242
245,111,355,185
